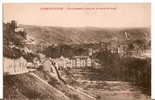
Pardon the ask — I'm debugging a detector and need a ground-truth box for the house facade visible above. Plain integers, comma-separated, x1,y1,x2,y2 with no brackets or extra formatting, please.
54,56,93,69
70,56,92,68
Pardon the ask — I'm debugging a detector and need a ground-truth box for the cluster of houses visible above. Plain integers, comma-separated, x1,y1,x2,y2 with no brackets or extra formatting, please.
99,39,150,57
54,56,93,69
4,21,150,73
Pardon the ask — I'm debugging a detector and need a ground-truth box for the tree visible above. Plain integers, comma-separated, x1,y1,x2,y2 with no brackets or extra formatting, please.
133,39,145,54
3,20,27,58
49,58,66,84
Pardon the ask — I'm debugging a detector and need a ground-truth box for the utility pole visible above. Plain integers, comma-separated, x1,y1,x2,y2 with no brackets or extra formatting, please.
13,53,16,73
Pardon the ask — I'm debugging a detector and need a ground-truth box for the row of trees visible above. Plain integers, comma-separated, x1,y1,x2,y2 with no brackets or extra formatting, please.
41,38,151,59
42,44,89,58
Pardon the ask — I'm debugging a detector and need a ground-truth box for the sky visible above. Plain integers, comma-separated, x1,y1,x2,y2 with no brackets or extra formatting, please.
3,3,151,28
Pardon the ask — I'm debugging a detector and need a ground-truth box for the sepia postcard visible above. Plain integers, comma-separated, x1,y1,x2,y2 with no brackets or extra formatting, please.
3,3,151,100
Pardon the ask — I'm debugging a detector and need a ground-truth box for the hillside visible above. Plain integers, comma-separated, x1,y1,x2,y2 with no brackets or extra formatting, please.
20,25,150,45
4,73,69,100
4,71,95,100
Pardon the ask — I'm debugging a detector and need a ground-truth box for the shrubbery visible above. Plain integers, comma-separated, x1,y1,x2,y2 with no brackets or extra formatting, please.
94,50,151,95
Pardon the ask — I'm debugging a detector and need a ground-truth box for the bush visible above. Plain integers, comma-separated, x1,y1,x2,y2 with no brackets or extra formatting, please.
95,51,151,95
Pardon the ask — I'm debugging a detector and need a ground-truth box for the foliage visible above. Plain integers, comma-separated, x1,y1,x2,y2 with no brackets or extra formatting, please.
3,21,39,63
94,50,151,95
3,21,27,59
42,44,88,58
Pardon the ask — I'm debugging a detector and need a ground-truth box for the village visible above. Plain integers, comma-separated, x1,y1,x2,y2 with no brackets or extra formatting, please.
4,21,150,75
3,20,151,100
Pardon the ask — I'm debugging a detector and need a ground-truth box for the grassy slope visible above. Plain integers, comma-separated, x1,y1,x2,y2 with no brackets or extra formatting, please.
34,71,95,100
4,71,95,100
4,72,70,100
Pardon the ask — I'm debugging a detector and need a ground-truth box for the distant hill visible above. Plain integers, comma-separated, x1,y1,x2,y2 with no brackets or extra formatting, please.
20,24,150,45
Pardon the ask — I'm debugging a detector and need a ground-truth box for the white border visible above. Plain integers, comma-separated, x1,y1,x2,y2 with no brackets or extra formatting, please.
2,0,152,3
0,0,154,99
0,1,3,99
151,0,155,99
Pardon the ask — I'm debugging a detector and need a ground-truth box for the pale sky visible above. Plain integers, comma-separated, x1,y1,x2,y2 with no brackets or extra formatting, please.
3,3,151,28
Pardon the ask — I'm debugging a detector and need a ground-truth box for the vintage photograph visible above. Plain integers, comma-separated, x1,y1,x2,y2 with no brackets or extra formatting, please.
3,3,151,100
